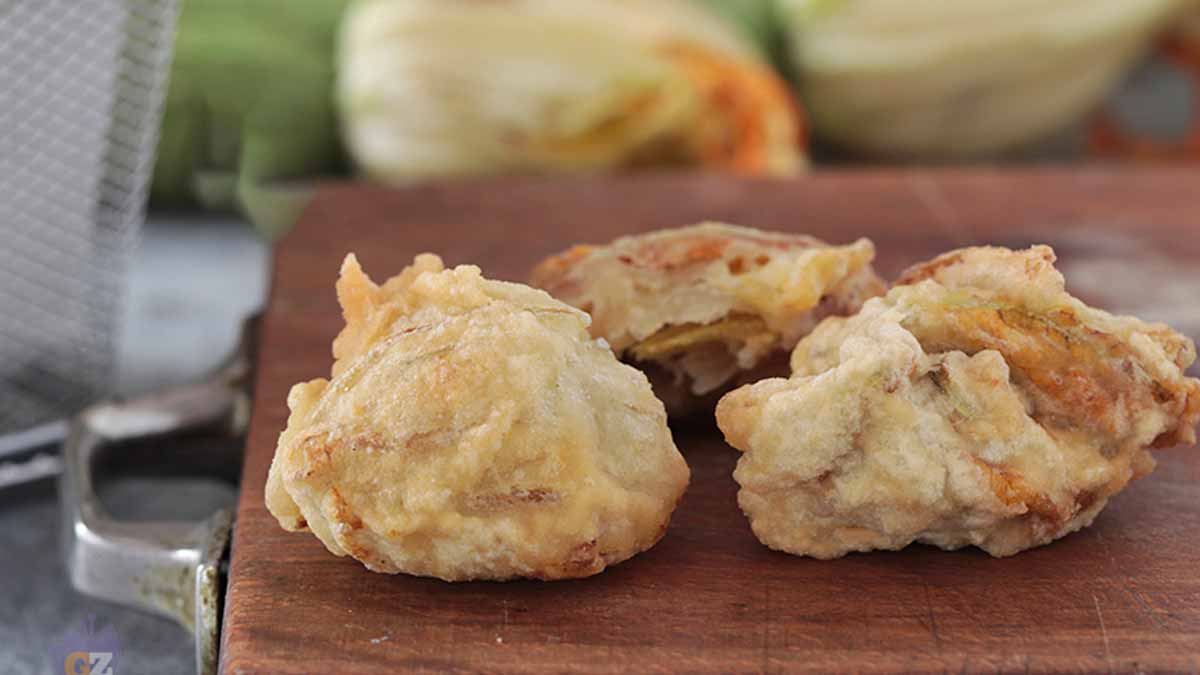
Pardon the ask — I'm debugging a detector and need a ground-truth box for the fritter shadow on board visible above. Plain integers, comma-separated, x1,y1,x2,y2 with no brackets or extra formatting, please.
717,245,1200,559
531,223,885,419
266,253,689,581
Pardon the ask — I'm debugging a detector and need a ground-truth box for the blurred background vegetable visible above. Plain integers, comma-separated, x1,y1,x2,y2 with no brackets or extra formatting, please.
148,0,1200,234
777,0,1194,160
338,0,806,183
151,0,349,236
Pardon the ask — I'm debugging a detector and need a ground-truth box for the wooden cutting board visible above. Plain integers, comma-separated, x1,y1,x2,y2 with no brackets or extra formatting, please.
221,168,1200,673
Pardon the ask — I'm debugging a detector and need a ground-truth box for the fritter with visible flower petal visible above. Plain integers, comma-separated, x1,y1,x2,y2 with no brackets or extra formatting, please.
718,245,1200,558
267,253,689,580
531,223,884,416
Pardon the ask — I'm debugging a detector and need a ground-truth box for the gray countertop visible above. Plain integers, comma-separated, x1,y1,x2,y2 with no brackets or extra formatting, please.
0,214,267,675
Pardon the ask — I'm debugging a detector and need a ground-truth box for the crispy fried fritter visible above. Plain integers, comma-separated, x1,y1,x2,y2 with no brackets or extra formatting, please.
266,254,689,581
717,245,1200,558
530,223,885,416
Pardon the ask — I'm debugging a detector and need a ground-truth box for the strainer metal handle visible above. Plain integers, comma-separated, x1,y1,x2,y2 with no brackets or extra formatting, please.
60,318,255,675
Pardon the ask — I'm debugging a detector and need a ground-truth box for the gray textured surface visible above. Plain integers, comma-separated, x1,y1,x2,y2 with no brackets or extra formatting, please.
0,214,266,675
0,0,178,435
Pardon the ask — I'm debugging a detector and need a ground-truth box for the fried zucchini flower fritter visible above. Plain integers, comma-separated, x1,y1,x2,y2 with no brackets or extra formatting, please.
717,245,1200,558
530,223,885,416
266,253,689,581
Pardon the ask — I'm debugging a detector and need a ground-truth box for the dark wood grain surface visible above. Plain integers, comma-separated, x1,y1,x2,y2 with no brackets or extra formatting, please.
221,168,1200,674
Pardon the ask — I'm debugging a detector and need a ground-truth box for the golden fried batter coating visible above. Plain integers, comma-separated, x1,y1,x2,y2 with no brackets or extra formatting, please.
717,245,1200,558
266,254,689,581
531,223,885,416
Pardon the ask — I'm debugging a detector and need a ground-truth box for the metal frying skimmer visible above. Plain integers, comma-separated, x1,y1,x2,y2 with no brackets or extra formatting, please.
0,0,180,479
2,5,249,672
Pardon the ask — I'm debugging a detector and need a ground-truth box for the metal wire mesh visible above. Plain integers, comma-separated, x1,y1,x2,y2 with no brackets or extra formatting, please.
0,0,179,436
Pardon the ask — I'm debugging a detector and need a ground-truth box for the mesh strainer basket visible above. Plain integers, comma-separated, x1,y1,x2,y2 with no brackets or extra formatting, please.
0,0,179,454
